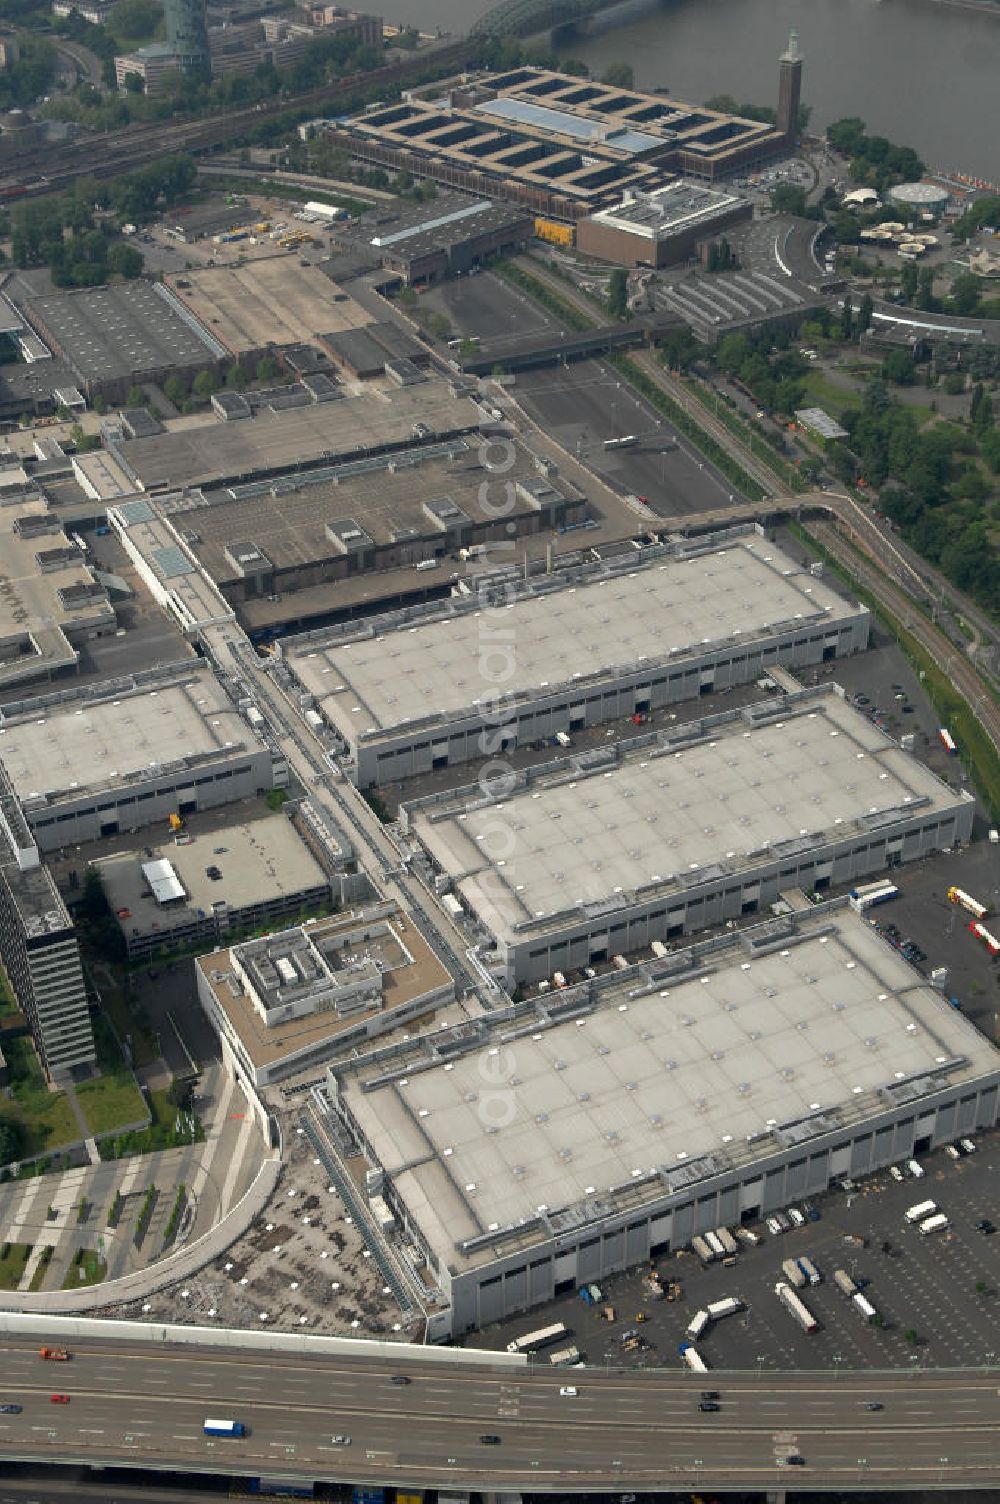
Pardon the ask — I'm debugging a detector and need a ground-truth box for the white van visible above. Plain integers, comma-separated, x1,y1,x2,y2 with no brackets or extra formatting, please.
907,1159,925,1179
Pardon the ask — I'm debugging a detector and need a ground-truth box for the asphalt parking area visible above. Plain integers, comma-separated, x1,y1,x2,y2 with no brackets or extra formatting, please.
474,1135,1000,1373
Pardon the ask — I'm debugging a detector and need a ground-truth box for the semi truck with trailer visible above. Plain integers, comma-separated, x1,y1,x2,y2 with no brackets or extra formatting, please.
775,1281,819,1333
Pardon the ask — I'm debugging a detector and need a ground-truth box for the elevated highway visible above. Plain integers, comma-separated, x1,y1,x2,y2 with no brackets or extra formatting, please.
0,1321,998,1492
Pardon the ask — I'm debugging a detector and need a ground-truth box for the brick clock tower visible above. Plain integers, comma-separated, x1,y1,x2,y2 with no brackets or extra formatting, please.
777,29,803,144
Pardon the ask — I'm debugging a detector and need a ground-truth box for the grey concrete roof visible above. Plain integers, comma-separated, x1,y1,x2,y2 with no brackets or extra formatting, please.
341,908,1000,1269
0,496,115,690
26,282,223,383
96,812,327,936
411,691,965,946
289,537,856,743
0,668,262,804
120,379,485,492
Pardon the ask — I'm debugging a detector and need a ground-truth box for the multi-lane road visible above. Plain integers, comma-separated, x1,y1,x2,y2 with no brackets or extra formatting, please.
1,1335,999,1491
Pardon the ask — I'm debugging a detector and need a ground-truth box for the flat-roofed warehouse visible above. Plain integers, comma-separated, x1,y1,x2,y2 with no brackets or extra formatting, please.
337,194,534,285
327,905,1000,1338
165,260,374,358
119,378,486,493
402,686,974,986
285,529,870,787
22,282,227,402
0,664,280,852
159,436,585,627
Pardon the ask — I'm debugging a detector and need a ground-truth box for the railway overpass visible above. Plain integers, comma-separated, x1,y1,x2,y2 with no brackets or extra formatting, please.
0,1316,998,1493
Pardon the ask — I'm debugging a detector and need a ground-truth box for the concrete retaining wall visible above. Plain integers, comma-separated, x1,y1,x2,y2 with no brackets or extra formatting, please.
0,1309,527,1368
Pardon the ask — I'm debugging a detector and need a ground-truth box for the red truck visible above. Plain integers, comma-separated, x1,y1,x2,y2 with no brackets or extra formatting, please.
38,1348,70,1361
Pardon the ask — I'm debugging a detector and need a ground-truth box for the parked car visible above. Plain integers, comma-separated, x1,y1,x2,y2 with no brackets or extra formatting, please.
788,1207,806,1227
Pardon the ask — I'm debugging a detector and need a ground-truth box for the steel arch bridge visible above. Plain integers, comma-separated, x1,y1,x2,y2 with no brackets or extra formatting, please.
470,0,603,38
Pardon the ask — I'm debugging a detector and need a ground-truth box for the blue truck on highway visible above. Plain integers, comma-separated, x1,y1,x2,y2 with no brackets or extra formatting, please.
204,1418,247,1438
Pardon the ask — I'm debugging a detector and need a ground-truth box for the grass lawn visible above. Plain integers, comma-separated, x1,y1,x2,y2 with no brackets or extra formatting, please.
0,1241,32,1290
0,1038,79,1158
800,369,864,419
76,1073,148,1136
62,1248,107,1290
94,983,157,1070
98,1085,202,1161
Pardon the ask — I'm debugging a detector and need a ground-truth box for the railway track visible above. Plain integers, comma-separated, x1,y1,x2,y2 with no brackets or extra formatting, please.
811,519,1000,756
0,40,473,200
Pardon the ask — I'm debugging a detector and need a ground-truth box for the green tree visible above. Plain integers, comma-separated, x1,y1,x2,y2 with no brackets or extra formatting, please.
840,296,854,340
900,261,919,302
771,183,808,217
950,272,982,316
255,355,278,382
607,267,628,319
163,374,186,405
882,349,916,386
126,384,145,407
601,62,634,89
858,292,873,334
107,242,143,279
192,369,217,400
0,1121,24,1168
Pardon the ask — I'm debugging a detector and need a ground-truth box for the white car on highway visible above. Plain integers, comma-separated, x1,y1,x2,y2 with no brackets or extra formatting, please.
559,1386,578,1397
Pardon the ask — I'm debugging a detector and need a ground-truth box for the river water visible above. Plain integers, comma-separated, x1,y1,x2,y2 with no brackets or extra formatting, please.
397,0,1000,183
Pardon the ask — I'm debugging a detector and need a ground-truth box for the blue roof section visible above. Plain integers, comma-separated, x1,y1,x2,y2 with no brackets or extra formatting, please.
474,96,662,155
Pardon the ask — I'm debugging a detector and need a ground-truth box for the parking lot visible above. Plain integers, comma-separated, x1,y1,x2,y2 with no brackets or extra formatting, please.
474,1134,1000,1373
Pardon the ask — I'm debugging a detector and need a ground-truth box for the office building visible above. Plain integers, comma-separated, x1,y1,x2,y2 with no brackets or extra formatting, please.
0,766,94,1081
577,182,752,268
196,902,455,1090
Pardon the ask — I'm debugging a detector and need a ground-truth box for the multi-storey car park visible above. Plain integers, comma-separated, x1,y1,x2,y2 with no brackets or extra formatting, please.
0,765,94,1080
95,809,333,963
284,528,870,787
0,662,284,852
401,685,974,987
325,904,1000,1338
332,67,791,219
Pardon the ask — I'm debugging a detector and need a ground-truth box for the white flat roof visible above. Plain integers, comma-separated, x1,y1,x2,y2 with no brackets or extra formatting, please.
411,692,964,946
0,670,262,804
290,537,856,743
342,909,1000,1269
